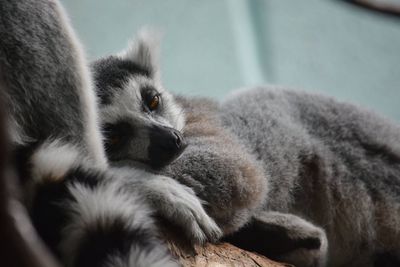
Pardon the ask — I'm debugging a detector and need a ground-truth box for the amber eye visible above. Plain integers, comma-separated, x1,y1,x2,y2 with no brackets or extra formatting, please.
141,87,161,112
148,95,160,111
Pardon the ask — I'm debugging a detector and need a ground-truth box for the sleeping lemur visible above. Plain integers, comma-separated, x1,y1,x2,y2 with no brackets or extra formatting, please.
92,33,400,267
0,1,221,267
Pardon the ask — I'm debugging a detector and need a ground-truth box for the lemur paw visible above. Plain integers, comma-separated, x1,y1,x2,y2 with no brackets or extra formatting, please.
226,211,328,267
144,176,223,244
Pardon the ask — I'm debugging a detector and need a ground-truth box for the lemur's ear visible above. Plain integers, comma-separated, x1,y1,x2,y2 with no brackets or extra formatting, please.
119,28,161,78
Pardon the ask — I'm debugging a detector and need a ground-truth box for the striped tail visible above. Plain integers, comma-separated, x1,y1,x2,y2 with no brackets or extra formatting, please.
25,141,178,267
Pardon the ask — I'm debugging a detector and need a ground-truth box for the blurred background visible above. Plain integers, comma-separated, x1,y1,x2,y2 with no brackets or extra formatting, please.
63,0,400,121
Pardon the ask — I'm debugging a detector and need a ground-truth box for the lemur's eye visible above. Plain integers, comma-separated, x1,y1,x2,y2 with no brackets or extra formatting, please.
141,87,161,112
148,95,160,111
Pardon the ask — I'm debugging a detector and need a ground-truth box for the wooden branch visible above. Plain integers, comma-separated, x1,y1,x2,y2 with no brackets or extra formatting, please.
171,242,291,267
162,222,291,267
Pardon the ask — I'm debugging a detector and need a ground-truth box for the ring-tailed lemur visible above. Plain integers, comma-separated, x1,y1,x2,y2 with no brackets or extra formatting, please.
91,31,186,171
93,34,400,267
91,35,326,267
0,1,221,267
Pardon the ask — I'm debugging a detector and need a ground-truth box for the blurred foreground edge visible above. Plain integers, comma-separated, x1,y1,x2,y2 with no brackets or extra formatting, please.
0,77,61,267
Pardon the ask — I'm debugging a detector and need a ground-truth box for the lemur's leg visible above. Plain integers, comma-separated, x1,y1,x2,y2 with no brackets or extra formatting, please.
225,211,328,267
163,130,268,235
27,141,178,267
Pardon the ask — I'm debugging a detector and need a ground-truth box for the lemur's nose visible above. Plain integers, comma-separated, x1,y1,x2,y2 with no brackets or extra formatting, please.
174,132,182,147
159,128,187,153
148,126,187,169
172,129,187,150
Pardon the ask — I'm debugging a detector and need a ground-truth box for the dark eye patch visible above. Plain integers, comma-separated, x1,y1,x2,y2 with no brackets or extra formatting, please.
103,121,135,151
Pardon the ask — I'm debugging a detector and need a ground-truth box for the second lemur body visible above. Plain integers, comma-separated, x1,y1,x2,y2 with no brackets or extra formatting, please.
175,89,400,267
92,36,400,267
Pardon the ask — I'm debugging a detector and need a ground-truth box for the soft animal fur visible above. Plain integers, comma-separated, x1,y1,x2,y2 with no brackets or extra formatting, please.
0,1,221,267
91,32,221,244
167,94,328,267
93,35,400,267
91,31,186,171
91,36,326,267
220,88,400,267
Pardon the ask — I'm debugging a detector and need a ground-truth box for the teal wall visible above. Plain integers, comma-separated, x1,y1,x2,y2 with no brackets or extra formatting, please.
63,0,400,121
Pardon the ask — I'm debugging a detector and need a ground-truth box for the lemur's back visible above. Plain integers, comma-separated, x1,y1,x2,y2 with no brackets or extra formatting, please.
220,87,400,266
0,0,105,163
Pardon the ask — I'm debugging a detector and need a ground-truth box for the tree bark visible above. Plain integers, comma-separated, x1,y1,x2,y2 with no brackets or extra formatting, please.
170,242,291,267
162,223,290,267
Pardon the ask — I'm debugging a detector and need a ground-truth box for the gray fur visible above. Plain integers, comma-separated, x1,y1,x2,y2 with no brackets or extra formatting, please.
0,0,106,166
92,37,328,266
240,211,329,267
91,33,185,170
165,96,268,234
0,4,220,266
91,35,222,243
170,87,400,266
218,87,400,267
116,166,222,243
0,1,183,266
94,35,400,266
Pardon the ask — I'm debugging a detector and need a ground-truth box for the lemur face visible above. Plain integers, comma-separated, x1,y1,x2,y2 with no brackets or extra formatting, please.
91,34,186,170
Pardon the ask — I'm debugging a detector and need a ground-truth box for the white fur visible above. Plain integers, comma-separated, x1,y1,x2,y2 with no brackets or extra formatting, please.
115,166,222,243
101,76,185,132
31,140,81,182
60,180,153,266
101,78,149,125
118,28,162,80
157,84,186,132
115,30,186,132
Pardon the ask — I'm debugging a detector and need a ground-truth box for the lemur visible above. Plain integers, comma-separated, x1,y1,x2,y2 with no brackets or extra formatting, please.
92,34,400,267
0,1,221,267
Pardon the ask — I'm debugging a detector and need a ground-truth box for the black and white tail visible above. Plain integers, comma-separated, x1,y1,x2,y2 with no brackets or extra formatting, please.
24,141,179,267
0,0,179,266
